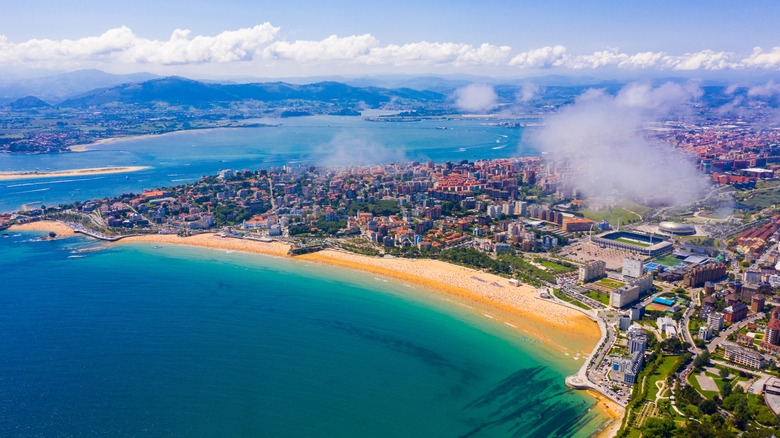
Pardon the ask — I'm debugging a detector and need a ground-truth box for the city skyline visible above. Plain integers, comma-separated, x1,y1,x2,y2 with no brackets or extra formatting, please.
2,0,780,79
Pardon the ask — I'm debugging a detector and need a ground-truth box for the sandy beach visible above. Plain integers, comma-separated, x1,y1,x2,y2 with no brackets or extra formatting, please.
69,133,169,152
119,233,292,258
9,220,76,237
0,166,150,181
588,391,624,438
299,249,599,345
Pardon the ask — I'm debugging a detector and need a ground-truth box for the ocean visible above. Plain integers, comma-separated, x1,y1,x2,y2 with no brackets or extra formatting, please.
0,116,536,212
0,231,607,437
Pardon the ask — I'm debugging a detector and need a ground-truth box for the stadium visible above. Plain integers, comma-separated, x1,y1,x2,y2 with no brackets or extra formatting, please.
658,221,696,236
591,230,673,256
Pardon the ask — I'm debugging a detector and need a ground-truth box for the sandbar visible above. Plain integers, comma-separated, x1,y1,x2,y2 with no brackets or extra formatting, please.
0,166,150,181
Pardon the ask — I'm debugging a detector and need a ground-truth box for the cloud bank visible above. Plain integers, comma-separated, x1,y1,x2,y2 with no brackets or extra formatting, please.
2,25,780,73
528,82,710,205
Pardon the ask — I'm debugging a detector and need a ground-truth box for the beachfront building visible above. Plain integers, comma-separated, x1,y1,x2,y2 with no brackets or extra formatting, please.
628,326,647,354
610,274,653,309
618,315,632,331
611,351,644,384
579,260,606,282
611,284,639,308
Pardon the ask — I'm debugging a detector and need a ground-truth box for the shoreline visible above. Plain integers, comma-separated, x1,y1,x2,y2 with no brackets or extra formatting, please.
69,133,172,152
8,221,622,434
68,124,278,152
0,166,150,181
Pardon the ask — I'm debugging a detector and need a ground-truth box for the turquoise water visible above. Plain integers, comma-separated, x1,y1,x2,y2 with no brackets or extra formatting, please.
0,116,534,212
0,232,605,437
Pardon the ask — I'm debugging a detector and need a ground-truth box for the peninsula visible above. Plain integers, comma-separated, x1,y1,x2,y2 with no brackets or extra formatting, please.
0,166,150,181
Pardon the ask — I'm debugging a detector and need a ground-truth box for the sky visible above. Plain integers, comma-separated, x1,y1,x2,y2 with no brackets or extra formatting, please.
1,0,779,79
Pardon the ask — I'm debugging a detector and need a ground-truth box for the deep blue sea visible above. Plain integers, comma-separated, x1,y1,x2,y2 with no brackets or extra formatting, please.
0,116,535,212
0,231,606,437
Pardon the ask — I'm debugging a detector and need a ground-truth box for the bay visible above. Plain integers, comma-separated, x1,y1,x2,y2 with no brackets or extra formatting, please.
0,116,534,212
0,231,606,437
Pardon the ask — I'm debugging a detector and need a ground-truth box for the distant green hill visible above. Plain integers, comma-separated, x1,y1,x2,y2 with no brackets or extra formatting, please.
59,76,445,108
8,95,51,109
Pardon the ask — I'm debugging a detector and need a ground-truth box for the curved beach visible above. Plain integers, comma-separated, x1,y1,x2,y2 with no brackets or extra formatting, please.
10,221,622,435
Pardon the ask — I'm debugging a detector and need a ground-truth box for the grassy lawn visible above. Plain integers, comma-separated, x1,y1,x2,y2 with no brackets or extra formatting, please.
654,256,681,267
735,187,780,210
615,238,651,247
687,372,719,399
581,201,650,225
554,290,591,310
536,259,575,274
585,290,611,305
647,356,680,401
595,278,626,288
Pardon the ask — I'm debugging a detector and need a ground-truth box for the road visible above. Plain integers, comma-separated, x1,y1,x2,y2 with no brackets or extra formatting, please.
707,314,764,353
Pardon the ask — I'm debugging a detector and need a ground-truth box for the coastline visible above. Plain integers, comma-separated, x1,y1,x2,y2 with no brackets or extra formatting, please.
9,221,76,237
9,221,622,434
0,166,150,181
69,133,171,152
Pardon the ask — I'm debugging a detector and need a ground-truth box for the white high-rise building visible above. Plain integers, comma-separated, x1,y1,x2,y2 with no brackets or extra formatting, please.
623,257,644,279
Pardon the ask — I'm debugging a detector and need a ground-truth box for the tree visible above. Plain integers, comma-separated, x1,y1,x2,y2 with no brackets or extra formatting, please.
693,350,710,370
754,405,777,426
721,379,732,397
642,417,676,438
719,367,730,379
699,399,717,415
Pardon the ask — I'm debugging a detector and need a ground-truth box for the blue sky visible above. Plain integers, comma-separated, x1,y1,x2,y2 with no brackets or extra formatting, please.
1,0,779,78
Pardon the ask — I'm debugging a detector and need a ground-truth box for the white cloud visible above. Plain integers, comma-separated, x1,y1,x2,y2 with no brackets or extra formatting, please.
366,41,511,66
264,34,378,62
662,49,737,71
742,46,780,69
454,83,498,112
1,25,780,73
528,81,708,205
0,24,280,66
509,45,569,68
124,24,280,64
747,79,780,97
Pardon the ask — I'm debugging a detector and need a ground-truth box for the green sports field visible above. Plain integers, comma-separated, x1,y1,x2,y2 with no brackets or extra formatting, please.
614,238,650,247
